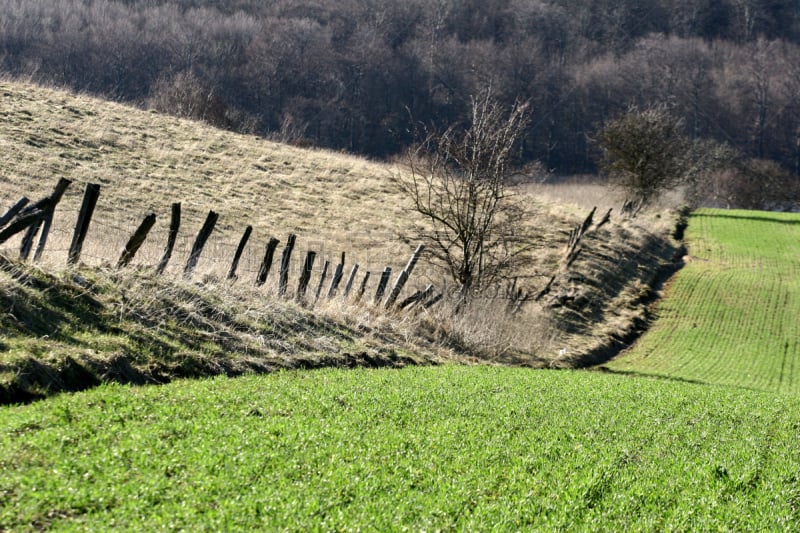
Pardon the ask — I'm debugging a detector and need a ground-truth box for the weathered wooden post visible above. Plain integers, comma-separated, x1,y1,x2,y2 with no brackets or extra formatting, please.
374,267,392,303
33,178,72,262
354,271,371,303
156,202,181,275
385,244,425,308
183,210,218,277
0,208,47,245
227,225,253,280
315,260,330,301
278,234,296,296
343,264,359,299
327,252,345,298
68,183,101,265
256,237,280,286
399,284,434,310
19,218,43,260
117,213,157,268
297,250,317,298
0,197,29,229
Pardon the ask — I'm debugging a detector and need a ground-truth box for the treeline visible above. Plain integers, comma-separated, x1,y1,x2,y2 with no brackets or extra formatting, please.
1,0,800,176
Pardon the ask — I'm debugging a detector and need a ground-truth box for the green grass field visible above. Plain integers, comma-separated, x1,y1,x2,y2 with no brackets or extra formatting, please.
3,366,800,531
606,209,800,393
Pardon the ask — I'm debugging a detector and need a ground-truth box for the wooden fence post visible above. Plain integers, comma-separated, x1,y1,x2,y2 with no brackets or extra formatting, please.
19,218,43,260
297,250,317,298
278,234,296,296
0,197,29,229
227,225,253,280
343,264,359,298
156,202,181,275
327,252,345,298
355,271,371,303
374,267,392,303
256,237,280,286
183,210,218,277
315,260,330,301
399,284,434,310
33,178,72,262
385,244,425,309
117,213,157,268
68,183,101,265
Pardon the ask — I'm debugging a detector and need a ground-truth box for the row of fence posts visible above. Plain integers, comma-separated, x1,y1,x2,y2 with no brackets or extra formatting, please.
0,179,443,311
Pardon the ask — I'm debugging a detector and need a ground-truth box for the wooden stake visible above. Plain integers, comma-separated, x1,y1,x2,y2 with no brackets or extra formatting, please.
183,210,218,277
227,225,253,280
68,183,101,265
297,250,317,297
278,234,296,296
117,213,157,268
256,237,280,286
156,202,181,275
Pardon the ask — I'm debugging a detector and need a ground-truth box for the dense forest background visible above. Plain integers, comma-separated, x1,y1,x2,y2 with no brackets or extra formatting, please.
1,0,800,178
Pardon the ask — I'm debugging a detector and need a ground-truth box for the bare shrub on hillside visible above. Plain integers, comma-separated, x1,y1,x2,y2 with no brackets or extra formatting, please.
395,92,534,294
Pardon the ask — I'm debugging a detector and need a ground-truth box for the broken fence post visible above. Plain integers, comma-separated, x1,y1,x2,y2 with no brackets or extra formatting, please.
256,237,280,286
183,210,218,277
117,213,157,268
68,183,101,265
156,202,181,275
227,225,253,280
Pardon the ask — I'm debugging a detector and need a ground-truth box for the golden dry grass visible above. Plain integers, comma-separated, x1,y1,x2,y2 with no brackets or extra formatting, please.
0,78,681,392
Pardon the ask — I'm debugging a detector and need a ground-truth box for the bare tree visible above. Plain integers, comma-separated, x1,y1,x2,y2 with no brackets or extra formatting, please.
395,92,532,293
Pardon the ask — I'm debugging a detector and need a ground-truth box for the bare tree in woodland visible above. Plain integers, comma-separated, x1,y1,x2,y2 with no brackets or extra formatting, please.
395,92,532,293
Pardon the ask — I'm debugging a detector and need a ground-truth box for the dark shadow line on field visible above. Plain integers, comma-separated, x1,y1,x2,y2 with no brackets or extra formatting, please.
594,367,767,393
594,366,710,387
691,212,800,226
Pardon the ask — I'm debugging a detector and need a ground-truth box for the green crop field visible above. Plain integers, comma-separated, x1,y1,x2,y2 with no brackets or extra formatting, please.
607,209,800,394
3,366,800,531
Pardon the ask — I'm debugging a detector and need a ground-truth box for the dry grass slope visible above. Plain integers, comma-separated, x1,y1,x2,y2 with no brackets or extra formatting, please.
0,80,682,402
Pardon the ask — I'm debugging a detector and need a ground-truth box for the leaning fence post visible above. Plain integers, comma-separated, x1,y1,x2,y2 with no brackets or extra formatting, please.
315,260,330,301
0,197,29,229
67,183,101,265
278,234,296,296
343,264,359,299
354,271,371,303
183,210,218,277
385,244,425,308
227,225,253,280
327,252,345,298
33,178,72,262
117,213,157,268
297,250,317,298
256,237,280,287
19,218,43,260
374,267,392,303
156,202,181,275
399,284,434,310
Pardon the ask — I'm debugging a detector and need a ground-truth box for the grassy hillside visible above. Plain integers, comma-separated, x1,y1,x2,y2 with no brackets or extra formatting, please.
3,366,800,530
606,209,800,393
0,80,680,402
